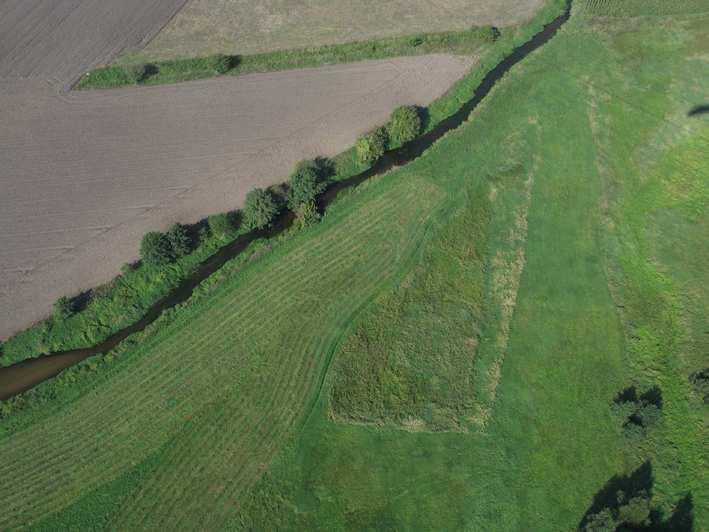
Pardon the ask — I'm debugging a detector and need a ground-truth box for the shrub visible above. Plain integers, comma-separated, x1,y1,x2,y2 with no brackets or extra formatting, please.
356,127,388,165
53,296,74,321
288,159,327,209
583,508,616,532
140,231,174,265
243,188,279,230
612,386,662,437
124,63,150,84
295,201,321,229
387,105,422,146
583,490,651,531
209,54,232,74
167,223,192,257
207,213,236,240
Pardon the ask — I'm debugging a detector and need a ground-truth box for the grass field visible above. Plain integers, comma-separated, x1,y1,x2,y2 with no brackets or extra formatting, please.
129,0,544,61
233,3,709,529
1,0,707,529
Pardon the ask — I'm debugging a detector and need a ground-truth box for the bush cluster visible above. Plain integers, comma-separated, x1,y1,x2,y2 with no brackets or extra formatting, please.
356,126,388,165
207,213,236,240
167,223,191,257
583,490,651,532
140,232,174,266
124,63,152,84
209,54,232,74
387,105,422,147
243,188,279,230
288,159,327,210
612,386,662,438
356,105,425,165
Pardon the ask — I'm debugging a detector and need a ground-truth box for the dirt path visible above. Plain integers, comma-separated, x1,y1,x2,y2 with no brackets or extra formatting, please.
0,55,474,340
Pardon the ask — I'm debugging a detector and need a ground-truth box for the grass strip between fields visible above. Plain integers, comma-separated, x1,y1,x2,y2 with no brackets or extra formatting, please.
75,27,498,90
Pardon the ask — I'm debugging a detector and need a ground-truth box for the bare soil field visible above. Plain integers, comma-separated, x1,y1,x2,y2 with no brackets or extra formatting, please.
0,55,474,340
0,0,188,87
131,0,545,61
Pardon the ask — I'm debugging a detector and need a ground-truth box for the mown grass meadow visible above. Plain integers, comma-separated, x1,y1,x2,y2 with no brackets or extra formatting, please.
1,0,706,529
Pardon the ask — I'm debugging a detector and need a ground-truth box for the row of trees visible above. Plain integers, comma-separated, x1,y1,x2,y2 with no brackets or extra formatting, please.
52,104,426,318
356,105,422,164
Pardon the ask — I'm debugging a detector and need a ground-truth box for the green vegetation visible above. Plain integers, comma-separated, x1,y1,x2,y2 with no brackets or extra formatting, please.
52,297,74,321
167,223,192,257
243,188,280,230
2,1,706,529
386,105,422,147
356,127,388,165
207,212,237,241
139,231,174,266
288,160,327,209
75,26,498,90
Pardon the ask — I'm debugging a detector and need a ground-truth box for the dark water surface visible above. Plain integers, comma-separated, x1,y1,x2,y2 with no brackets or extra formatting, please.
0,1,571,401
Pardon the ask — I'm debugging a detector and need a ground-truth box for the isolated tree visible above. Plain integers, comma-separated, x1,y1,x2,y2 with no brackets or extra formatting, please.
288,159,326,209
140,231,174,266
209,54,232,74
124,63,150,84
167,223,191,257
243,188,279,230
387,105,422,146
356,127,388,165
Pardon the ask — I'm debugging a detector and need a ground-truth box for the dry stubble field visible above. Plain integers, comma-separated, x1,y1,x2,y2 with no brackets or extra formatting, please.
132,0,545,60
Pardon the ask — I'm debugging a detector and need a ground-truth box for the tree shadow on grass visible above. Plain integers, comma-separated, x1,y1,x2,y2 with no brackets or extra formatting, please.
688,105,709,117
579,461,694,531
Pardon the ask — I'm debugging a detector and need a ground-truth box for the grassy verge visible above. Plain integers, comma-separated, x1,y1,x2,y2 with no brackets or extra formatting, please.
75,27,498,90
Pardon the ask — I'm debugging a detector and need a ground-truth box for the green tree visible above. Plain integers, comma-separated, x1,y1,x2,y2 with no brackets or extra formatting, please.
356,127,388,165
288,160,326,209
387,105,422,147
243,188,279,230
617,494,651,527
140,231,174,265
209,54,232,74
583,509,616,532
167,223,191,257
124,63,151,84
208,213,235,240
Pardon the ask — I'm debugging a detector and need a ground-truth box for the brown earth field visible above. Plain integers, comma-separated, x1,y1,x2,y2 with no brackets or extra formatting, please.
129,0,545,61
0,0,188,88
0,54,474,340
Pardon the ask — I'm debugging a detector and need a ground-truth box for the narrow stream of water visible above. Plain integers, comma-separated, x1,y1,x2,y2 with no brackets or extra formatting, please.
0,2,571,401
